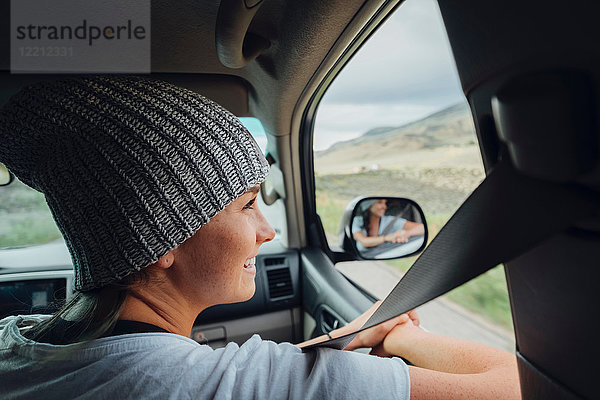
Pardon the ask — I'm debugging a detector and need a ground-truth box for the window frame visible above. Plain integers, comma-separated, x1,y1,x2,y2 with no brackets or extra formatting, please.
298,0,403,264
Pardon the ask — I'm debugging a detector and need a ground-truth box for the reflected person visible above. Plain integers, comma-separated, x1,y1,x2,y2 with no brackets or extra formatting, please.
352,199,424,252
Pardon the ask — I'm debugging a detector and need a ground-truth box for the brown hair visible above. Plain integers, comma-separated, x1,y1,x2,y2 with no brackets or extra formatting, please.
25,268,152,345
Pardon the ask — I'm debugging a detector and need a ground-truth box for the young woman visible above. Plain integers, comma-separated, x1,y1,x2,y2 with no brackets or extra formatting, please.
0,76,519,399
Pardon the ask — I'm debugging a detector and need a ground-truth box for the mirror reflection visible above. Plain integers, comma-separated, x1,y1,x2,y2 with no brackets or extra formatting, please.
352,198,425,259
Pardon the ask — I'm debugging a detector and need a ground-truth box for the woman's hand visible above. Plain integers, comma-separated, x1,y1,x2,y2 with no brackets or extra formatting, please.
388,230,410,243
344,304,420,352
369,309,421,357
296,302,419,351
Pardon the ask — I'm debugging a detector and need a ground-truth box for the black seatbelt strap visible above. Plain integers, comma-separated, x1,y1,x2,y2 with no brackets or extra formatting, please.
380,206,408,236
304,160,599,351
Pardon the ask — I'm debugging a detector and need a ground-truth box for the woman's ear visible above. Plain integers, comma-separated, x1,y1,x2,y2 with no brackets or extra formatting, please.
152,252,175,269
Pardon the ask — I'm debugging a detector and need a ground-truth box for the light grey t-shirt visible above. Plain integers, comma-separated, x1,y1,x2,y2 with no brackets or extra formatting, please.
0,315,410,399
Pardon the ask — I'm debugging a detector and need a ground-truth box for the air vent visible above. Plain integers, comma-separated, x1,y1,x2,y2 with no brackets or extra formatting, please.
264,257,285,267
266,267,293,299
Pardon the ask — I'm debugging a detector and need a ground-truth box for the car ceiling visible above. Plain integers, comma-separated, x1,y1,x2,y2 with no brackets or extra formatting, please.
0,0,387,138
150,0,384,138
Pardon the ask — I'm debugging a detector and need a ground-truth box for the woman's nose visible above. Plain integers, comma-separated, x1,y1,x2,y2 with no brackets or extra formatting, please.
257,210,276,244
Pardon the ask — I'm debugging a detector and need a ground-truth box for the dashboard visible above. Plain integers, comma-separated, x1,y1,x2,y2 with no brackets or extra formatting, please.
0,238,302,347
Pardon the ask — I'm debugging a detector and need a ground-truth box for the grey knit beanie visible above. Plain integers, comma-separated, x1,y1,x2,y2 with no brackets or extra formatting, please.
0,76,269,291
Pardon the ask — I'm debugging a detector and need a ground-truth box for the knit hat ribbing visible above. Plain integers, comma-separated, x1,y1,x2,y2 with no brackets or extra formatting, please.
0,76,269,291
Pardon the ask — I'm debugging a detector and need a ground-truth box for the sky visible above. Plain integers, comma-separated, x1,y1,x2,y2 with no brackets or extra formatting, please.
313,0,465,151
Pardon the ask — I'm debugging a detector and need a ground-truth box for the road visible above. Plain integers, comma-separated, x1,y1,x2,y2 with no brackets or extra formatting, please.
336,261,515,352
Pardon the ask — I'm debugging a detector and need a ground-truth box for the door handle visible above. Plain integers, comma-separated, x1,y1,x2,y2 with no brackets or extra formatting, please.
319,307,344,334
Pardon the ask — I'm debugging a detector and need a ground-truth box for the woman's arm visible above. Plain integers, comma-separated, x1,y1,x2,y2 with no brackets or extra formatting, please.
378,313,521,400
296,301,408,349
403,221,425,236
353,231,392,247
388,221,425,243
297,305,520,399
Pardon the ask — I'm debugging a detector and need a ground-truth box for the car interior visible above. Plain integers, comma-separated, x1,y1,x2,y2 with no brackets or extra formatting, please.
1,0,599,398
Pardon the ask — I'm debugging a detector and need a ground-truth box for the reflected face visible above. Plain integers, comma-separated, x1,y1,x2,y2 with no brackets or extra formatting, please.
369,199,387,218
173,186,275,308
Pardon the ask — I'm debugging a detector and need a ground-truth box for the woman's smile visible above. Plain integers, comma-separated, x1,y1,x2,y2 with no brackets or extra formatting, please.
243,257,257,275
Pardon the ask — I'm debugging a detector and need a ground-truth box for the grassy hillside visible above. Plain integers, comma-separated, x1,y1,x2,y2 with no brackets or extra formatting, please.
315,102,481,174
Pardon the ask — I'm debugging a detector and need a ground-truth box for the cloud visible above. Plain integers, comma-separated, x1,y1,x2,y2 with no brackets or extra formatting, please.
313,0,466,150
323,0,462,105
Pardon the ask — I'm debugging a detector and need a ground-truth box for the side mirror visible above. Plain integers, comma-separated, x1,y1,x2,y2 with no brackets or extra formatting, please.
338,197,428,260
0,164,13,186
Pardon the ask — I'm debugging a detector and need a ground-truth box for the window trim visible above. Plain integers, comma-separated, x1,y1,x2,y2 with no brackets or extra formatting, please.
298,0,404,263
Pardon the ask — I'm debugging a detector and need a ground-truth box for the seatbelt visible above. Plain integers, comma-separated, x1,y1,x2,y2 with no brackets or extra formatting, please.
380,204,410,236
304,159,599,351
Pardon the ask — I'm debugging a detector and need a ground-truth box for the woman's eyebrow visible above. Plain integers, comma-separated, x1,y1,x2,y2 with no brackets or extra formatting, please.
247,185,260,195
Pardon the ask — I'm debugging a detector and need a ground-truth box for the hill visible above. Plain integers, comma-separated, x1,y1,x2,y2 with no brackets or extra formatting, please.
315,102,481,174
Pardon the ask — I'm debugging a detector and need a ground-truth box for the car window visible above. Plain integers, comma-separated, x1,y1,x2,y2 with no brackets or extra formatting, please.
0,88,60,249
238,117,285,241
313,0,513,348
239,117,267,154
0,176,61,249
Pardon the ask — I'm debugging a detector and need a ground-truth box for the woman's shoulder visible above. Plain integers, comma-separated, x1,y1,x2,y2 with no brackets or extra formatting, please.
351,216,365,233
2,323,409,400
0,314,205,357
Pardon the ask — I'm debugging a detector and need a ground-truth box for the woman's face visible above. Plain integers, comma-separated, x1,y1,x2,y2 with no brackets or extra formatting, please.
172,186,275,308
369,199,387,218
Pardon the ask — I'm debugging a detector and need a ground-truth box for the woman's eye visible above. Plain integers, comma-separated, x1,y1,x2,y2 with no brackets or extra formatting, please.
243,198,256,210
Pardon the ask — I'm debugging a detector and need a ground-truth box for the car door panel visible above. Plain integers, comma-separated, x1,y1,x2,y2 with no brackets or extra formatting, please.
301,247,373,337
